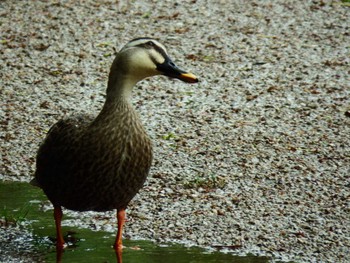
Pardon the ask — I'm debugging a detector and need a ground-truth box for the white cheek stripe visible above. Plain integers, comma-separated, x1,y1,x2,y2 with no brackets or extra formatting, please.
152,41,168,55
149,49,166,64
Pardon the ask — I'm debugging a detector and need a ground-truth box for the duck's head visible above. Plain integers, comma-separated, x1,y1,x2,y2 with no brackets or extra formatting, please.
111,37,198,87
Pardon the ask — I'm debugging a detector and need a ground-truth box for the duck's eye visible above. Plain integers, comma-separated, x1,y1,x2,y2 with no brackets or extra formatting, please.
147,41,155,47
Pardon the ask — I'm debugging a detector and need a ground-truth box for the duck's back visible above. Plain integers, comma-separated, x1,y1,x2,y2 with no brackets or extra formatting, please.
35,109,153,212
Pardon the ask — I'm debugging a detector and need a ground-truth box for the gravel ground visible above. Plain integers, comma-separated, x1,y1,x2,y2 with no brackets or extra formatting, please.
0,225,45,263
1,0,349,262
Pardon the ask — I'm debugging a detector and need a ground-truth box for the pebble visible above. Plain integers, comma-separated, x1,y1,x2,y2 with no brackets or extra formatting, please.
1,1,349,263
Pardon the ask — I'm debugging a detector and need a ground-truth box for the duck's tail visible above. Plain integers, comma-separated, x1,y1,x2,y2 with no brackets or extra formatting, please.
29,176,40,187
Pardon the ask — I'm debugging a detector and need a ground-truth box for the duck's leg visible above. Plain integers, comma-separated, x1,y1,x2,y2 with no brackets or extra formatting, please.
114,208,126,251
54,206,65,249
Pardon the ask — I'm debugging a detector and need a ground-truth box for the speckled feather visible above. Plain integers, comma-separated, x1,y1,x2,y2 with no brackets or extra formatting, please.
35,100,152,212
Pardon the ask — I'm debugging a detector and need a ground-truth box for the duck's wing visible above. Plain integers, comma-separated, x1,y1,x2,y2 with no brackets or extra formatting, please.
33,115,94,187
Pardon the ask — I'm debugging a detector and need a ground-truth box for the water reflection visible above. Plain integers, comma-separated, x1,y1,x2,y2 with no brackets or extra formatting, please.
1,181,272,263
115,249,122,263
54,231,123,263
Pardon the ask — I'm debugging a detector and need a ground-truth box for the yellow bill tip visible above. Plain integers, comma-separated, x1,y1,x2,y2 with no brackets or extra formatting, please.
179,72,199,83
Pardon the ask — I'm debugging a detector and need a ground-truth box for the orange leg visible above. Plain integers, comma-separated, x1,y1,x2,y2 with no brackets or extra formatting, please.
115,247,123,263
54,206,65,249
114,208,126,251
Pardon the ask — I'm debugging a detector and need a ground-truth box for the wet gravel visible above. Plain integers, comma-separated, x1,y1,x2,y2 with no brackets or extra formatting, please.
0,225,45,263
1,0,349,262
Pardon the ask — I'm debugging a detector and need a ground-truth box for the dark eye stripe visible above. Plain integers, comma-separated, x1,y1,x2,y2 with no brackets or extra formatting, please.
126,38,168,64
139,41,168,64
130,37,153,43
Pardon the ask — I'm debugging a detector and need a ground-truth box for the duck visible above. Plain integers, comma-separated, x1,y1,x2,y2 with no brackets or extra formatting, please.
31,37,198,251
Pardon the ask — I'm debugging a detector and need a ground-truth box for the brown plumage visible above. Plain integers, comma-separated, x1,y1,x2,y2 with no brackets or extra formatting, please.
31,37,198,251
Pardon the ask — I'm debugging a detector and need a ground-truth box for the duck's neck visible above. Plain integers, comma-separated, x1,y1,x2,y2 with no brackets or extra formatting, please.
93,66,141,125
106,71,137,104
92,79,132,128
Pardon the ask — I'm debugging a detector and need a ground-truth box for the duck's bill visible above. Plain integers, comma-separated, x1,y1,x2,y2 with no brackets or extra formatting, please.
157,59,199,83
178,72,198,83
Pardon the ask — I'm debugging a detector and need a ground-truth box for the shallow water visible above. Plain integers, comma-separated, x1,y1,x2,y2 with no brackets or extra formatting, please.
0,181,272,262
